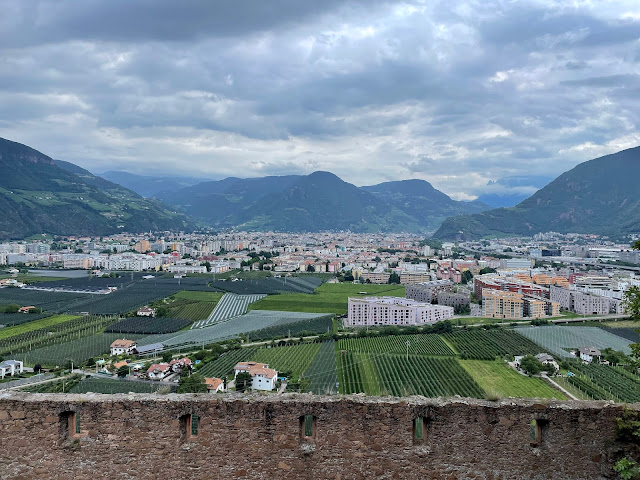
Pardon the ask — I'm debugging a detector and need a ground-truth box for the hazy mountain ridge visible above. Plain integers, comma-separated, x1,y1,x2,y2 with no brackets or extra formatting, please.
433,146,640,240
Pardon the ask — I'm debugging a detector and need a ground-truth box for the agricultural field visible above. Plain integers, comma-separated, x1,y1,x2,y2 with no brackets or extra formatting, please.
0,314,81,340
21,375,82,393
192,293,266,328
565,364,640,403
442,329,544,360
249,283,406,315
69,377,173,394
338,334,454,356
459,360,566,400
13,333,146,366
601,327,640,344
197,348,259,378
251,342,321,379
246,314,333,342
105,317,191,334
0,313,49,327
304,341,338,395
517,326,633,359
164,291,223,321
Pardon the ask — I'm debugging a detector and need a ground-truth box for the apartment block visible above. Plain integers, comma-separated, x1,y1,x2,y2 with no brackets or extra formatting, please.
346,297,454,327
406,280,454,303
482,290,524,320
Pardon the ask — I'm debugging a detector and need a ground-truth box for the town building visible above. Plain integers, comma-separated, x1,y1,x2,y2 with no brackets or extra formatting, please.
205,377,225,393
405,280,454,303
481,290,524,320
147,363,172,380
0,360,23,379
346,297,454,327
233,362,278,391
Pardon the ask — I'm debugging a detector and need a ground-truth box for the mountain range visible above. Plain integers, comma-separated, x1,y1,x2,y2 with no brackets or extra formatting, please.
0,138,194,240
99,171,210,198
433,146,640,240
156,172,490,233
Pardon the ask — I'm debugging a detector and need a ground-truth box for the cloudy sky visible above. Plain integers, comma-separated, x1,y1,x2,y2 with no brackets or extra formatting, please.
1,0,639,201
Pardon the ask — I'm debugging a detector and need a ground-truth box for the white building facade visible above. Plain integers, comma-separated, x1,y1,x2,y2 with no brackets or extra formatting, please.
346,297,454,327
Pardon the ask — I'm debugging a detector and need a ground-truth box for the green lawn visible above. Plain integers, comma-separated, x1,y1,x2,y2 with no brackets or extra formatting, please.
0,314,81,340
459,360,566,400
248,283,406,315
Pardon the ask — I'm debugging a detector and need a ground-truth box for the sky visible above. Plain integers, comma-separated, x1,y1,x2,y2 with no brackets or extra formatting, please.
1,0,639,201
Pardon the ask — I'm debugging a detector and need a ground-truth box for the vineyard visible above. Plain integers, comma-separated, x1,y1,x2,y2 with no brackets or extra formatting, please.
338,334,454,356
105,317,191,334
443,329,543,360
303,341,338,395
197,348,259,378
517,326,633,358
165,291,223,321
0,313,49,327
191,293,266,328
245,314,333,342
69,377,174,394
251,342,321,379
0,315,116,357
12,333,146,366
566,364,640,403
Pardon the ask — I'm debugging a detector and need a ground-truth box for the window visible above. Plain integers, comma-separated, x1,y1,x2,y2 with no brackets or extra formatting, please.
59,411,83,439
180,413,199,440
413,417,428,444
300,415,316,441
530,419,548,446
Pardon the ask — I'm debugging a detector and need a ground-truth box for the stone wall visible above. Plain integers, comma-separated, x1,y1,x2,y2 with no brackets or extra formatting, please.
0,392,634,480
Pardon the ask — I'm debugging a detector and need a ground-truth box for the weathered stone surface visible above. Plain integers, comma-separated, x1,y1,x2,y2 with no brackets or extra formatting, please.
0,392,633,479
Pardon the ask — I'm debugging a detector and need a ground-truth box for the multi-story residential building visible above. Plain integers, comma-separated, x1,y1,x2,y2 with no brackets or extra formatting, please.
474,275,548,300
481,290,524,320
499,258,534,270
436,291,471,309
550,286,622,315
406,280,454,303
346,297,454,327
400,272,433,285
359,272,390,284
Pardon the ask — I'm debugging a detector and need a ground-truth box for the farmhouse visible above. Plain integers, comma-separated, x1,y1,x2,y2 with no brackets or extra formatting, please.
577,347,602,364
18,306,37,313
169,357,193,374
0,360,23,379
233,361,278,391
147,363,171,380
110,339,137,356
136,306,156,317
205,377,225,393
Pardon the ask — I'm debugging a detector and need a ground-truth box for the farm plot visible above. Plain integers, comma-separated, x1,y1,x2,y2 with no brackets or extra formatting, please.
373,355,485,398
442,329,543,360
602,327,640,344
268,276,324,294
0,313,49,327
249,283,406,315
197,347,259,379
339,334,454,357
149,311,331,350
105,317,191,334
303,341,338,395
0,289,94,312
245,314,333,342
460,360,566,400
191,293,266,328
567,364,640,403
517,326,633,359
251,342,321,379
337,350,369,394
12,333,146,366
69,378,174,394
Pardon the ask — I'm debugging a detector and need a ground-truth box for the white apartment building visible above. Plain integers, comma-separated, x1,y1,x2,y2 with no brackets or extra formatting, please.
346,297,454,327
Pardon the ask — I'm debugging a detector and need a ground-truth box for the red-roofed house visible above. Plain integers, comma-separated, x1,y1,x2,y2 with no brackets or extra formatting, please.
205,377,225,393
147,363,171,380
169,357,193,374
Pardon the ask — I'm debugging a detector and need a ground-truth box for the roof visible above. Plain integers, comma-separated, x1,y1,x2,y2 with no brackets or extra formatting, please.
234,361,268,371
110,339,136,348
205,377,224,390
147,363,170,374
248,365,278,379
169,358,192,366
113,361,129,369
135,343,164,354
578,347,601,356
535,353,555,362
137,306,155,312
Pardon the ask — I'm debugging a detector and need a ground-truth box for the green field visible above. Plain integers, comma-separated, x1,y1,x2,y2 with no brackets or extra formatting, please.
338,334,454,356
251,342,321,379
460,360,566,400
172,291,224,302
443,329,543,360
0,314,80,340
249,283,406,315
197,348,259,379
69,377,169,394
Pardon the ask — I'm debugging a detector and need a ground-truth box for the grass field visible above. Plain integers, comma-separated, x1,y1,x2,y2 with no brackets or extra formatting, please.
249,283,406,315
0,314,80,340
460,360,566,400
172,291,224,302
251,342,321,379
0,274,67,284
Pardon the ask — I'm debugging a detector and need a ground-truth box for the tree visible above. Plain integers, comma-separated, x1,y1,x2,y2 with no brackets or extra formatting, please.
161,352,173,363
178,373,207,393
33,363,42,373
3,304,20,313
625,286,640,320
235,372,252,392
479,267,497,275
388,273,401,284
461,270,473,284
155,306,169,318
86,357,96,367
116,365,129,377
203,261,212,272
519,355,543,376
602,348,627,366
633,240,640,251
307,265,315,272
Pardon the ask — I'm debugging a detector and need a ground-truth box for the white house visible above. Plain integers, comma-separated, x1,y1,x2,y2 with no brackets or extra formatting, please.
577,347,602,364
0,360,23,379
169,357,193,374
233,361,278,391
136,307,156,317
110,339,137,356
535,353,559,372
147,363,171,380
205,377,225,393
